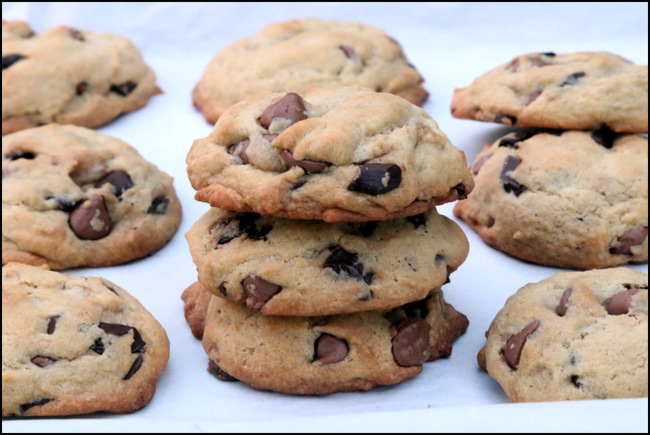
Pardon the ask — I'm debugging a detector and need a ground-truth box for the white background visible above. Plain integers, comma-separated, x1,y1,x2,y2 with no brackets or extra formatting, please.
2,2,648,433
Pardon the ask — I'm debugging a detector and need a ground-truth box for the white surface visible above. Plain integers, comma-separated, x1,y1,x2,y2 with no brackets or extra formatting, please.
2,2,648,433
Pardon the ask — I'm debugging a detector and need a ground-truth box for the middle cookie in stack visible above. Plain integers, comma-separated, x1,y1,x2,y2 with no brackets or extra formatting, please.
184,85,474,394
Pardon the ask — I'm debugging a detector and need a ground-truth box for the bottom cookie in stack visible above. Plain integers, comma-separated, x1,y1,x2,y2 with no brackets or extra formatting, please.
182,281,468,395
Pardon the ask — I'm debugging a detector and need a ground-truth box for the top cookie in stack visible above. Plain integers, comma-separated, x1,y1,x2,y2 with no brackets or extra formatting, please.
450,51,648,269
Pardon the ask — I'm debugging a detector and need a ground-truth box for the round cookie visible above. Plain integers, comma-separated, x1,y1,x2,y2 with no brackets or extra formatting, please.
187,86,473,222
197,282,468,395
453,128,648,269
450,51,648,133
2,124,182,270
186,206,469,316
192,18,428,124
2,262,170,416
477,267,648,402
2,20,161,135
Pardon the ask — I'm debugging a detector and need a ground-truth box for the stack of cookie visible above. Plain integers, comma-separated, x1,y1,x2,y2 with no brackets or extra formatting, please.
450,51,648,269
182,85,475,395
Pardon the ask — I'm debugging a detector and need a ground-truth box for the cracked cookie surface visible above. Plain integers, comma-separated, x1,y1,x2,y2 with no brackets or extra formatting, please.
187,86,473,222
192,18,428,124
477,268,648,402
2,20,160,135
453,129,648,269
2,262,170,416
186,206,468,316
2,124,182,269
450,51,648,133
184,281,468,395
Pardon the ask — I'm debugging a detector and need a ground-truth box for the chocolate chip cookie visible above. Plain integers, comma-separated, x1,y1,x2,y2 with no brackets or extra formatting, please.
477,267,648,402
453,128,648,269
2,262,170,416
186,205,468,316
192,18,428,124
2,20,161,135
185,281,467,395
187,86,473,222
2,124,182,269
450,51,648,133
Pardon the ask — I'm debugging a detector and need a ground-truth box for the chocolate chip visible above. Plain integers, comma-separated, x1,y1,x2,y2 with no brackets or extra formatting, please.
609,227,648,255
31,356,57,367
291,180,307,190
401,297,430,319
123,355,143,380
503,320,540,370
526,90,543,105
68,27,85,41
339,44,356,59
238,213,272,240
218,281,227,297
323,246,372,284
258,92,307,129
76,81,88,95
90,338,105,354
357,221,377,237
407,213,426,229
110,81,137,96
2,54,24,69
129,328,145,353
280,149,329,173
241,275,282,313
391,318,431,367
94,171,133,197
208,359,236,381
68,194,112,240
147,197,169,215
560,72,586,86
500,156,525,196
591,124,617,149
347,163,401,195
99,322,132,336
606,288,639,315
104,284,119,295
498,131,537,148
530,55,553,67
19,398,52,414
571,375,582,388
471,152,493,175
494,113,517,125
556,288,573,317
453,183,468,199
48,195,77,212
313,333,349,364
47,315,60,334
227,139,250,164
4,150,35,160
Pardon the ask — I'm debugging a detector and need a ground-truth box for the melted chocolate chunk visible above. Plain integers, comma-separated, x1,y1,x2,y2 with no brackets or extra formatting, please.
91,338,105,354
238,213,272,240
339,44,357,59
131,329,146,353
123,355,143,380
498,131,538,148
47,315,60,334
556,288,573,317
453,183,468,199
401,297,430,319
31,355,57,367
606,288,639,315
4,149,35,160
313,333,349,364
208,359,236,381
2,54,24,69
571,375,582,388
591,124,617,149
19,398,52,414
147,197,169,215
228,139,250,164
347,163,401,195
76,81,88,95
110,81,137,96
218,281,228,297
324,246,372,284
94,171,134,197
500,156,526,196
503,320,540,370
280,149,329,173
258,92,307,129
560,72,586,86
609,227,648,255
241,275,282,313
391,318,431,366
47,195,78,212
99,322,132,336
68,194,113,240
